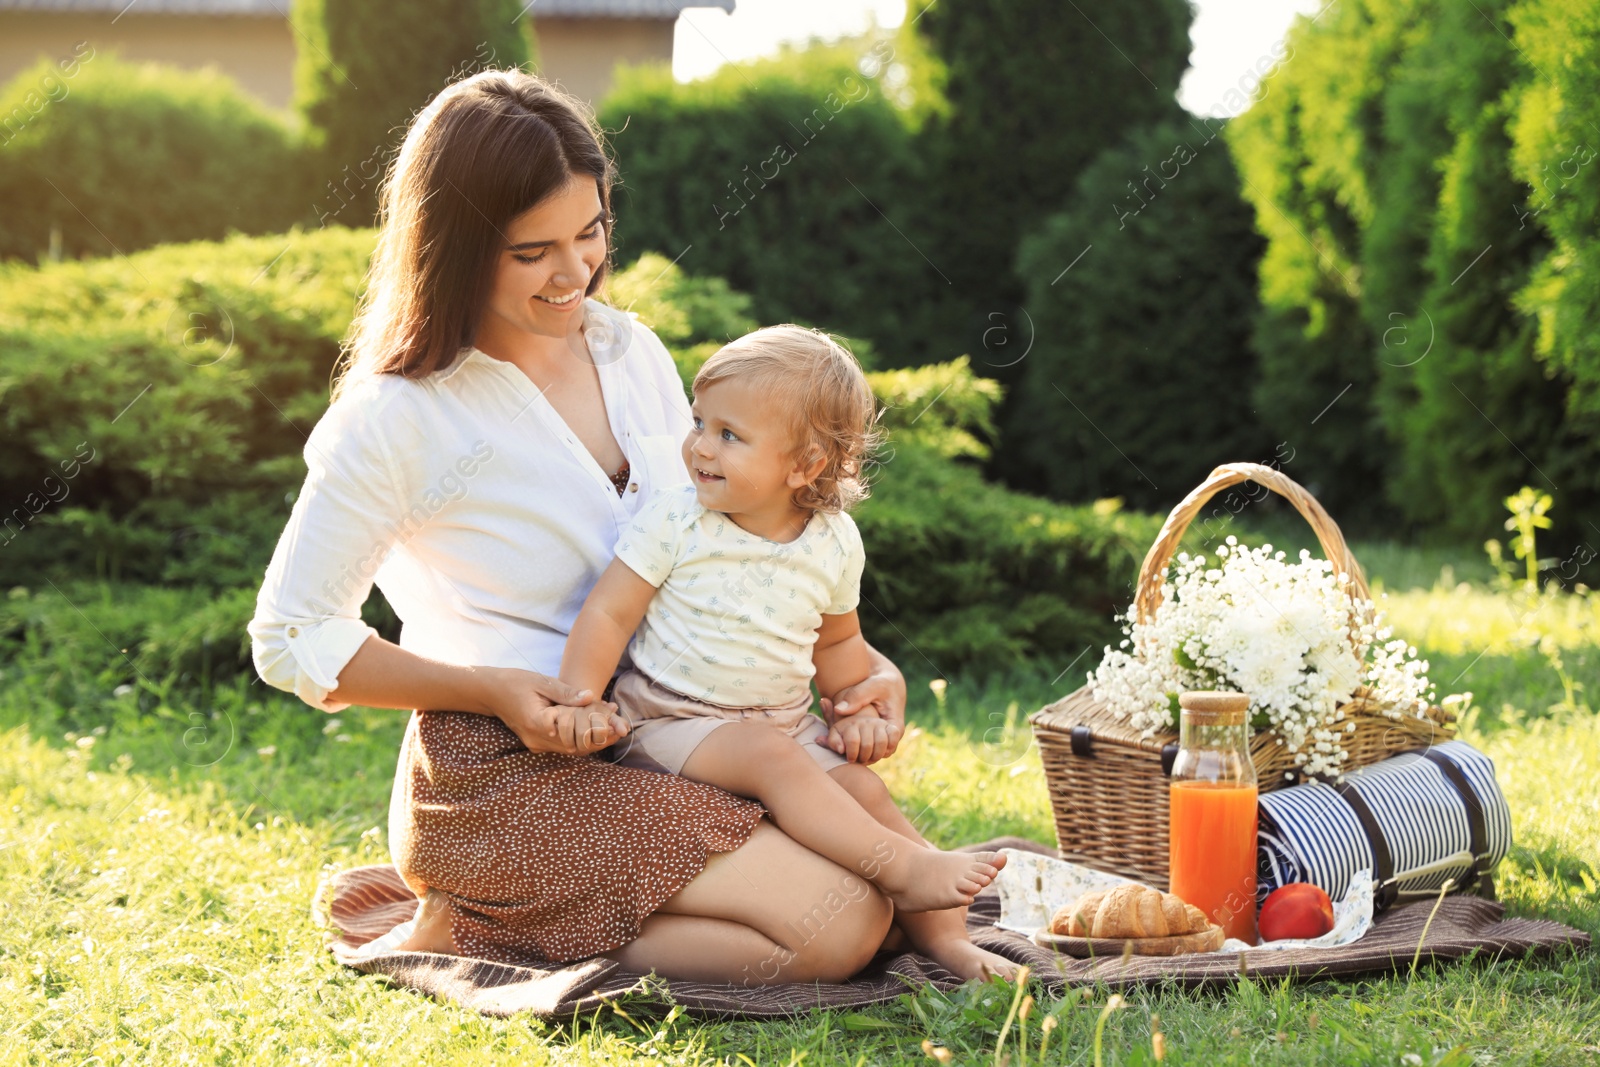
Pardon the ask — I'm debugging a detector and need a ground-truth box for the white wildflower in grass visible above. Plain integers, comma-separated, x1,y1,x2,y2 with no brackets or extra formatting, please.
1088,537,1438,779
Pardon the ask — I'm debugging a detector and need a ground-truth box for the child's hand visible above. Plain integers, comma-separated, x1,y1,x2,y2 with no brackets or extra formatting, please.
820,698,901,765
486,668,628,756
562,701,630,755
533,701,630,756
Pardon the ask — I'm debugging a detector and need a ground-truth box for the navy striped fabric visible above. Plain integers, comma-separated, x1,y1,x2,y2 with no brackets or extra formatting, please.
1257,740,1511,903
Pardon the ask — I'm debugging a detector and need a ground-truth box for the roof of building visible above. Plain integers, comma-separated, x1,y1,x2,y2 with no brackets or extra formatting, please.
0,0,734,17
533,0,733,15
0,0,283,13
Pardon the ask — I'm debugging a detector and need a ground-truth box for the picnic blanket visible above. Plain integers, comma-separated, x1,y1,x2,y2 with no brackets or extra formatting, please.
317,838,1589,1019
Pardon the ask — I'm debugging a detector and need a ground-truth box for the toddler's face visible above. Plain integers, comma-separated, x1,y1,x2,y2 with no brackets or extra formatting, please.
682,376,808,517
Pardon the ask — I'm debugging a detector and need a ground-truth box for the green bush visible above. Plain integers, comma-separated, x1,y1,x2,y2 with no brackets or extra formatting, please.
1001,116,1268,509
854,448,1160,671
598,40,933,362
855,361,1162,670
0,228,373,588
869,357,1001,460
0,583,256,686
0,56,306,262
604,250,760,385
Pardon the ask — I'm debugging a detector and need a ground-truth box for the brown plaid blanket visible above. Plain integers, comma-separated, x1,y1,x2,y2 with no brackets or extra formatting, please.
318,837,1589,1019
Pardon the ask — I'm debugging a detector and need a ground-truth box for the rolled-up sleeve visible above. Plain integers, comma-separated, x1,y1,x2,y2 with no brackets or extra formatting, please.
249,379,410,712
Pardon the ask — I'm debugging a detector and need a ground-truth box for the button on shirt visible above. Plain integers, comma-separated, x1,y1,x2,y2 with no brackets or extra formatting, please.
248,299,694,712
614,484,866,708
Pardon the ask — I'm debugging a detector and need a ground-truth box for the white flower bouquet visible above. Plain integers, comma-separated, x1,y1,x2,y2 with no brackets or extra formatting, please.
1088,536,1442,779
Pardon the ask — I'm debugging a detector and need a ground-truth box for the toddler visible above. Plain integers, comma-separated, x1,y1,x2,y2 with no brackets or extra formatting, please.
559,325,1013,980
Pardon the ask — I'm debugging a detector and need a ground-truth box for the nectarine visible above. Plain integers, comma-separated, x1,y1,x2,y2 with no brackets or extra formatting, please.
1258,883,1335,941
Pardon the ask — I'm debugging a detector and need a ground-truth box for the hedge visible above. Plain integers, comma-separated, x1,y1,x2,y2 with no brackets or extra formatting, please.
0,227,1160,682
289,0,535,227
0,56,306,262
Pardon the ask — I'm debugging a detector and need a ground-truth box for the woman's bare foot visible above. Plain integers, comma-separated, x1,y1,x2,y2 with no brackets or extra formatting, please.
917,934,1022,982
395,887,455,954
876,849,1006,913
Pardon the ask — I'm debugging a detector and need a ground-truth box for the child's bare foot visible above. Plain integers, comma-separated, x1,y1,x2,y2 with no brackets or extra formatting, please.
919,934,1022,982
876,848,1006,913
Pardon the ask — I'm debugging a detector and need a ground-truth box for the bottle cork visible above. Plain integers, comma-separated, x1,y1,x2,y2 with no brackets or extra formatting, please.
1178,690,1251,725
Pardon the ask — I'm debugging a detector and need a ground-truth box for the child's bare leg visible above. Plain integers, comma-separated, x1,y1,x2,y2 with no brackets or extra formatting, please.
679,721,1005,913
829,763,1022,982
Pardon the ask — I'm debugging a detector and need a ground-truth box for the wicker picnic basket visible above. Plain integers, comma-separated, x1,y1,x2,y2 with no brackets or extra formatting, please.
1029,462,1457,890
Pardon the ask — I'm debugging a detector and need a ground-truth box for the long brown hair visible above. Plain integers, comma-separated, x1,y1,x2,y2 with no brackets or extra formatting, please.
333,69,615,400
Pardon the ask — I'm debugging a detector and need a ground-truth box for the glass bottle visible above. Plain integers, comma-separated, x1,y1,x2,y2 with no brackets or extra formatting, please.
1167,690,1259,943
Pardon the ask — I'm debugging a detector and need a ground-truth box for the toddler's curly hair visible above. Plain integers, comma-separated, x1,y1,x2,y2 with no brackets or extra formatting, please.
693,325,883,513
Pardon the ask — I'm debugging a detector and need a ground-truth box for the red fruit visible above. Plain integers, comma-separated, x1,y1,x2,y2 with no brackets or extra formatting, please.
1258,883,1335,941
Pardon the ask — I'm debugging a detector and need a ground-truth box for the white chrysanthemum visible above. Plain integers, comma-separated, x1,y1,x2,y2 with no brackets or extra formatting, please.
1087,540,1438,779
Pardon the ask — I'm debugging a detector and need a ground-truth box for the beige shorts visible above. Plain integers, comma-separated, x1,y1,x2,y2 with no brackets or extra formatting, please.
606,668,847,776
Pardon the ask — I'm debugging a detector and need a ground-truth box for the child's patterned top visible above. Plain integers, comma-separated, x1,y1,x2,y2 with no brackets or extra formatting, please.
614,484,865,708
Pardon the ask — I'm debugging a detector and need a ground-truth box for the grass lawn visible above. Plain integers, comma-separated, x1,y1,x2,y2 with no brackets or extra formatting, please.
3,544,1597,1064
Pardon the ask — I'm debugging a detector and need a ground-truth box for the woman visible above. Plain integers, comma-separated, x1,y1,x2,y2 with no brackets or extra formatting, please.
249,69,917,984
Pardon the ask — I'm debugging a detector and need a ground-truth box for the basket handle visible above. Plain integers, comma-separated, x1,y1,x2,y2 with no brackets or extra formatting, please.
1133,463,1372,625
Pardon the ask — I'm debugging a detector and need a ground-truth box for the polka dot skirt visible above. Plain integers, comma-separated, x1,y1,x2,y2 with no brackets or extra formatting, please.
389,708,766,965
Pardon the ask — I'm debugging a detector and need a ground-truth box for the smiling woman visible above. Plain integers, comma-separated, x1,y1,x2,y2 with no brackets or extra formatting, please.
248,68,912,984
334,77,616,397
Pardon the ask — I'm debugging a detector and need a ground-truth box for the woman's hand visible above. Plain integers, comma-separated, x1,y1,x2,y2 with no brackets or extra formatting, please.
480,667,629,756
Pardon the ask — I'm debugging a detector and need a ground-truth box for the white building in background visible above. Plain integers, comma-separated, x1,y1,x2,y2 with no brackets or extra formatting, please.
0,0,734,110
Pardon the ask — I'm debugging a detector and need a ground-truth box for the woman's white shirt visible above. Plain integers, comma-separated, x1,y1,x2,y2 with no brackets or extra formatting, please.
247,299,693,712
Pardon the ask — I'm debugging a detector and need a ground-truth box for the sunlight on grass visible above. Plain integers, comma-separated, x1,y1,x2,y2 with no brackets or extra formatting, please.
876,717,1055,850
2,575,1597,1064
1381,584,1600,657
0,728,722,1064
1470,711,1600,927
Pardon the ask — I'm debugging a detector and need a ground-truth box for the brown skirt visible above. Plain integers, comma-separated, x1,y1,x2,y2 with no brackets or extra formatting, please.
387,708,766,965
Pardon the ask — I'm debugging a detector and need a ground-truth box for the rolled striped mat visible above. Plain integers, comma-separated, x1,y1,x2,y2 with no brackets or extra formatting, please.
1258,740,1512,909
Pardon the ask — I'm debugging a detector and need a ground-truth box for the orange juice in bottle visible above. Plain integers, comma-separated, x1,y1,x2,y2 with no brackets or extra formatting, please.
1168,691,1259,943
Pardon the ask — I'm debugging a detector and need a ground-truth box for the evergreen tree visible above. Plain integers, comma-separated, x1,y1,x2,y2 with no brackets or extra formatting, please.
292,0,534,226
1372,0,1577,538
1003,116,1269,509
1230,0,1598,540
906,0,1193,373
1508,0,1600,421
1226,0,1430,525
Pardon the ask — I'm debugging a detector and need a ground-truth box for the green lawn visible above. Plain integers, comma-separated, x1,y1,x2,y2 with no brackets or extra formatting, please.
3,547,1598,1064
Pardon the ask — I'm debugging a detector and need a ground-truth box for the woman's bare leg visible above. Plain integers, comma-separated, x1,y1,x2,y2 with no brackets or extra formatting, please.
610,913,800,984
829,763,1021,982
678,721,1005,913
609,820,894,985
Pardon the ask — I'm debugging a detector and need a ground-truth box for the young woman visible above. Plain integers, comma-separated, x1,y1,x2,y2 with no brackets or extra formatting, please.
249,69,996,983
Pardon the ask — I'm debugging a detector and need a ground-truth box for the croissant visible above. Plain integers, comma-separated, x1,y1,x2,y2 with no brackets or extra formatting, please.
1050,884,1211,938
